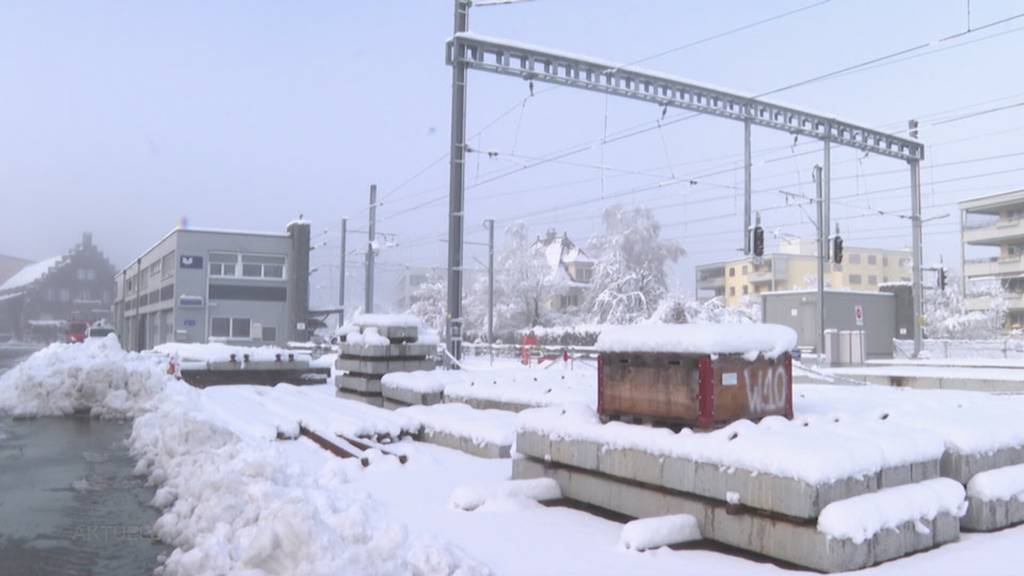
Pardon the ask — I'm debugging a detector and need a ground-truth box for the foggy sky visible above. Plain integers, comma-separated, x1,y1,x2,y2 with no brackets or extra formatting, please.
2,0,1023,310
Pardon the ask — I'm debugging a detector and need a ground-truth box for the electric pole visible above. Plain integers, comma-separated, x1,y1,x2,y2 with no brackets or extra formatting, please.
485,218,495,366
813,165,826,359
339,217,347,325
446,0,470,363
365,184,377,314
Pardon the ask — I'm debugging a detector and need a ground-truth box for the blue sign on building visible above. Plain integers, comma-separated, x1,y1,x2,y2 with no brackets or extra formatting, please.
179,255,203,269
183,319,196,327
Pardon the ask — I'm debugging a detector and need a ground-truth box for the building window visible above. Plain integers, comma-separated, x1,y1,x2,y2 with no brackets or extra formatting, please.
849,274,863,285
883,256,889,266
729,267,735,277
209,253,238,277
868,275,878,285
211,317,252,339
231,318,251,339
162,252,176,280
742,285,749,295
868,255,877,265
261,326,277,342
150,262,161,278
59,288,70,302
211,317,231,338
849,254,861,264
729,286,736,296
210,253,286,279
741,265,748,275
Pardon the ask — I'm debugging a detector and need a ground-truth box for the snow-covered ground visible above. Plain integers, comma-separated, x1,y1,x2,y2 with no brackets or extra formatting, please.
3,339,1024,575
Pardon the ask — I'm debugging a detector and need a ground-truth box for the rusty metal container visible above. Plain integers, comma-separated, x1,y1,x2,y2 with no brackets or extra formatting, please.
597,351,792,429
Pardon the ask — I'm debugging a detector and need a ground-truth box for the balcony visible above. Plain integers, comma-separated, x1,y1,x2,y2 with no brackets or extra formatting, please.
963,218,1024,245
697,275,725,289
965,293,1024,311
965,257,1024,277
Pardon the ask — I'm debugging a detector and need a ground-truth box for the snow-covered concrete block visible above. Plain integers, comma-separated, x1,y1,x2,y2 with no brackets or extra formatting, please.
942,444,1024,484
549,437,600,471
336,374,382,394
336,357,436,377
334,388,384,408
516,455,962,573
878,463,912,489
619,514,701,551
381,384,443,407
449,395,533,413
421,429,510,459
516,430,551,461
912,459,940,482
961,463,1024,531
598,447,664,486
660,456,697,494
340,342,436,359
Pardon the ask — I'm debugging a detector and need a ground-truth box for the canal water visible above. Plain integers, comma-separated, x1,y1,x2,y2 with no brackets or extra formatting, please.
0,349,168,575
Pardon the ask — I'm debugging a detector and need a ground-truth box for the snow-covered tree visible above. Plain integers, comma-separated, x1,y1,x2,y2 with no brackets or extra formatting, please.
482,222,569,332
407,269,447,332
924,277,1006,339
585,205,684,324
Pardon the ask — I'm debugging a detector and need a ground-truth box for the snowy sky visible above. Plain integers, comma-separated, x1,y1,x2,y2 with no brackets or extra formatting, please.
1,0,1023,310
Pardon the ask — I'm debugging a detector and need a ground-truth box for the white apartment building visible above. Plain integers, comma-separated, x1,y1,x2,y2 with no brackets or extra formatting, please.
960,189,1024,329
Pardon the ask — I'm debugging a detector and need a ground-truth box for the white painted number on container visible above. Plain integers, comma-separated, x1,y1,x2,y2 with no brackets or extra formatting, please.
744,365,788,413
722,372,737,386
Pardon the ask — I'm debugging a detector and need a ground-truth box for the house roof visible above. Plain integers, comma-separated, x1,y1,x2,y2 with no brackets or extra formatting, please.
0,256,63,292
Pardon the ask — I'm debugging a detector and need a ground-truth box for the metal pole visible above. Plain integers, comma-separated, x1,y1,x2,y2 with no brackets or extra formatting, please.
339,217,347,325
959,208,967,296
911,159,924,357
485,218,495,366
743,119,752,254
823,127,831,261
814,165,825,359
446,0,469,362
365,184,376,314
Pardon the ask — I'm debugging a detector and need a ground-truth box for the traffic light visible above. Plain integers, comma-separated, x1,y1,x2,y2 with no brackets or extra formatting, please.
938,267,947,291
752,225,764,257
832,235,843,264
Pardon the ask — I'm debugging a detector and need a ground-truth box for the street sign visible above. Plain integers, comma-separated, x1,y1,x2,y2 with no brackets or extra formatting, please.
854,305,864,327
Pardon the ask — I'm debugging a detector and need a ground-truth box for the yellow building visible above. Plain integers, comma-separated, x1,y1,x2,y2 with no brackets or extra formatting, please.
696,239,911,307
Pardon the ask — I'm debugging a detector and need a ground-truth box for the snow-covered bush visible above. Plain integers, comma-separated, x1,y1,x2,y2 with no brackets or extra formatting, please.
649,294,760,325
924,277,1006,339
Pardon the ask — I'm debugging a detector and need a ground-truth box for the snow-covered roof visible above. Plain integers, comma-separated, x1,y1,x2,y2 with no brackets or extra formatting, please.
0,256,63,292
595,323,797,359
0,291,25,303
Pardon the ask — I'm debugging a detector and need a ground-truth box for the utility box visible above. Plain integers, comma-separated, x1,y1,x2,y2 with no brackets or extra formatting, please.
761,290,896,358
595,324,796,429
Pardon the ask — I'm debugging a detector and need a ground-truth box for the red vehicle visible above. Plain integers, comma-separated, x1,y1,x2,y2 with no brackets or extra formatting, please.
65,321,89,343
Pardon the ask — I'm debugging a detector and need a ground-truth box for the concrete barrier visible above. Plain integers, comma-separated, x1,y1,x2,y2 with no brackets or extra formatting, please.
419,429,511,459
517,432,939,520
962,495,1024,531
941,445,1024,484
514,457,960,573
380,384,443,407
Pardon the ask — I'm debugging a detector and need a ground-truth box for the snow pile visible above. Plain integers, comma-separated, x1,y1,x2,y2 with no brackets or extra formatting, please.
397,403,517,447
449,478,561,512
518,405,946,485
354,313,421,328
795,385,1024,456
132,389,488,575
817,478,967,544
444,365,596,409
154,342,312,364
966,464,1024,502
595,323,797,360
0,335,168,419
619,514,701,551
346,327,390,347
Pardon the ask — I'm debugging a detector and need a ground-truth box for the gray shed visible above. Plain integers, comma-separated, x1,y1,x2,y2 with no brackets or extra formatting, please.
761,290,896,358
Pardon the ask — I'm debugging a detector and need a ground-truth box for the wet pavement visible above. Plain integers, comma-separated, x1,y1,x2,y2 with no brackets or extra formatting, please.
0,349,168,575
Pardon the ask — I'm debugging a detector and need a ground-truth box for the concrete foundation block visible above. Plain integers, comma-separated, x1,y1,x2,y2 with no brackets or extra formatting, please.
743,470,819,520
336,357,435,377
962,495,1024,531
912,459,941,482
816,474,877,513
421,429,510,459
447,395,533,413
878,464,912,489
335,389,384,408
660,456,697,494
340,342,436,359
336,374,382,394
381,384,443,407
942,444,1024,484
549,437,600,471
516,430,551,460
520,456,960,573
598,447,664,486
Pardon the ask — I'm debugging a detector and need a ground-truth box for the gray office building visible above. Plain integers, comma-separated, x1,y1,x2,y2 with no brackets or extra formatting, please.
114,222,311,351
